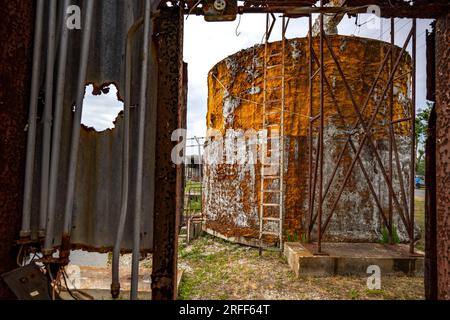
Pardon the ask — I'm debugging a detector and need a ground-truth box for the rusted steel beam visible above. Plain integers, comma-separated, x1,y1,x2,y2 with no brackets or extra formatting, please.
409,18,417,254
424,25,437,300
425,105,437,300
388,17,394,243
435,12,450,300
343,0,450,18
307,14,314,242
317,0,325,254
184,0,449,18
151,5,185,301
0,0,34,299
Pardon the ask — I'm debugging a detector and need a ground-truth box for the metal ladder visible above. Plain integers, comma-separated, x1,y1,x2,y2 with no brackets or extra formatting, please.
259,14,288,255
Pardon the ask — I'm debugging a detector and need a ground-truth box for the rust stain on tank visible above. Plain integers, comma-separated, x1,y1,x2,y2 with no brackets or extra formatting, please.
204,35,413,245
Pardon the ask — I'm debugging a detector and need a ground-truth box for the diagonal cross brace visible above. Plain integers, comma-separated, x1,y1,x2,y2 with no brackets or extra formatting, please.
307,47,391,234
320,29,415,238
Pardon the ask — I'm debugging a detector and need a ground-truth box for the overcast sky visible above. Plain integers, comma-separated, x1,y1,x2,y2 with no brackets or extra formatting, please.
82,14,433,140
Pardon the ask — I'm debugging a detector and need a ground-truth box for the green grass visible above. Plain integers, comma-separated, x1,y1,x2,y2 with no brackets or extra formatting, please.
177,234,425,300
185,180,202,193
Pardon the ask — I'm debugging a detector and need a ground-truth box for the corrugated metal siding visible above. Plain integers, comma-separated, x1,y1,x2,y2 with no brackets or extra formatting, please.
28,0,159,252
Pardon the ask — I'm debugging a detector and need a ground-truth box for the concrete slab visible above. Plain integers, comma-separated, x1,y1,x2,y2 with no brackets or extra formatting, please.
284,242,424,277
60,266,183,300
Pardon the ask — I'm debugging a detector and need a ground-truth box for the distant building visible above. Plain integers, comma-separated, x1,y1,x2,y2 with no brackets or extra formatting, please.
185,154,202,181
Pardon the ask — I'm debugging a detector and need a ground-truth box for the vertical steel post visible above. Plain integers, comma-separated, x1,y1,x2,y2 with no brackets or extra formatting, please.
317,0,324,254
0,0,35,299
152,5,184,300
388,17,395,244
20,0,45,239
410,18,417,254
307,14,313,242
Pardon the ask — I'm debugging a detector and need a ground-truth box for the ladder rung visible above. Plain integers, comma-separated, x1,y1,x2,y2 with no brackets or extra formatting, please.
266,76,283,80
262,175,280,179
263,123,280,127
267,64,282,70
266,99,283,103
261,231,279,236
269,53,282,58
262,189,281,193
267,86,283,91
262,203,280,207
262,217,281,221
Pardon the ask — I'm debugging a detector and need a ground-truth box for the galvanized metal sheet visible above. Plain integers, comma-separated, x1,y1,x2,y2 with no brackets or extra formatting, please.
29,0,160,252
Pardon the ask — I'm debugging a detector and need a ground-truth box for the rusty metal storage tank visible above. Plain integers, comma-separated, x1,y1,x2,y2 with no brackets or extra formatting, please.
203,35,414,247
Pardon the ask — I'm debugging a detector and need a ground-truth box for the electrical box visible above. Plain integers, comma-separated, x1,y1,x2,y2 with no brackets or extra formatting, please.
203,0,237,22
1,263,51,300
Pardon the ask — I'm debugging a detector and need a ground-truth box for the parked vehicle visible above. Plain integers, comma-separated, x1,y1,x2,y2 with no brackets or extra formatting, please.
415,175,425,189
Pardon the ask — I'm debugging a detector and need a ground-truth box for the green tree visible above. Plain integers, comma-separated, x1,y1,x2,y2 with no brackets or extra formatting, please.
415,102,433,175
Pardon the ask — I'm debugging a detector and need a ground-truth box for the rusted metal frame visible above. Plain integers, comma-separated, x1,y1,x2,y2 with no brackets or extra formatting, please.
389,113,411,226
59,0,95,261
111,17,144,300
38,0,57,239
237,5,369,16
152,5,184,300
20,0,45,239
317,0,324,253
320,29,415,238
131,0,152,301
323,28,414,219
307,13,314,242
424,26,437,300
307,49,391,233
386,21,411,228
409,18,417,254
43,0,71,255
266,13,276,41
308,43,392,230
0,0,35,298
323,29,413,229
388,17,394,243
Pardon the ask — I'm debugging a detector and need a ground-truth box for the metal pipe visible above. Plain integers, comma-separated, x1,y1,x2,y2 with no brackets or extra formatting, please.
410,18,417,254
60,0,95,249
131,0,152,300
38,0,57,239
20,0,45,239
43,0,71,255
111,17,144,300
388,17,394,244
317,0,324,254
